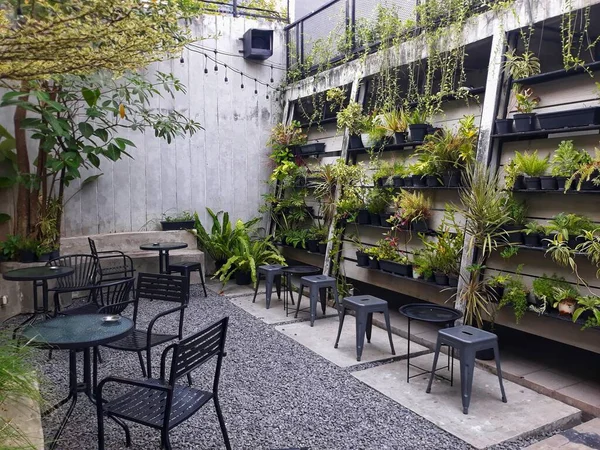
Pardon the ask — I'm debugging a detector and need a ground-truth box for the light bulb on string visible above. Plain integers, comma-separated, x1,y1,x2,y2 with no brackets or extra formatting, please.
254,79,258,95
266,84,270,100
224,65,229,83
204,54,208,74
179,51,185,64
240,72,244,89
213,50,218,71
270,65,274,83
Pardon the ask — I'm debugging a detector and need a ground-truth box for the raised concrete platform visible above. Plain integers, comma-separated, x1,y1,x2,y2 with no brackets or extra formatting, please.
276,316,427,368
205,278,265,297
525,418,600,449
352,353,581,449
229,294,302,325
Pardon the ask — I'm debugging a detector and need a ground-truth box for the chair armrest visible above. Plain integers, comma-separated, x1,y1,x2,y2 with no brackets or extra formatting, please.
96,250,126,256
147,306,185,340
97,300,135,315
96,376,169,405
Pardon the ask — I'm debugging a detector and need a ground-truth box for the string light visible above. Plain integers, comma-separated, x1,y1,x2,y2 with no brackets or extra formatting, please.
270,65,274,83
266,84,270,100
254,78,258,95
213,49,218,71
203,54,208,74
240,72,244,89
224,65,229,83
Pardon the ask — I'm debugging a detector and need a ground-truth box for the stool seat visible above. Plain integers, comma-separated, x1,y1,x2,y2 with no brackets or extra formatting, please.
167,261,207,298
301,274,335,284
258,264,284,273
438,325,496,346
335,295,395,361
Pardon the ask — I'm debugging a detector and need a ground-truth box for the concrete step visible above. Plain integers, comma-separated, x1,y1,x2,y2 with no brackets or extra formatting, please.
525,418,600,449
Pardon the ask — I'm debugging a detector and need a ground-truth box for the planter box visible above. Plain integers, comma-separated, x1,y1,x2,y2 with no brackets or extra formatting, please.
513,113,536,132
523,232,541,247
524,176,541,190
408,123,428,142
306,239,319,253
298,143,325,155
495,118,513,134
537,107,600,130
504,225,523,244
379,259,412,277
403,176,414,187
356,251,370,267
161,220,195,231
426,175,441,187
392,175,404,188
368,257,380,270
540,176,558,190
357,209,370,225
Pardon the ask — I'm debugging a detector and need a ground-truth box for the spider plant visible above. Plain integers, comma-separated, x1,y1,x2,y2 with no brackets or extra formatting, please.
546,213,593,241
576,228,600,277
565,148,599,191
573,296,600,329
374,109,408,133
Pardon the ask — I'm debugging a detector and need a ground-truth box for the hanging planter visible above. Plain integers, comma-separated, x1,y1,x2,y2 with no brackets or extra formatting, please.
503,225,523,244
556,176,568,190
540,176,557,190
379,260,412,277
537,107,600,130
495,118,513,134
513,113,536,132
448,275,459,288
513,175,525,190
161,220,195,231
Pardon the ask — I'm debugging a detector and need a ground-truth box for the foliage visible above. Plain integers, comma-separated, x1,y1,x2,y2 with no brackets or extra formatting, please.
309,225,329,243
551,140,590,178
487,273,512,288
522,221,545,235
573,296,600,329
336,101,369,135
546,213,593,241
405,109,430,125
267,121,307,163
565,148,600,191
504,50,541,80
577,228,600,277
514,88,539,114
514,151,549,177
279,228,311,248
214,233,285,286
499,269,529,324
163,210,194,222
366,188,391,215
372,161,395,184
326,88,346,110
503,196,527,226
192,209,260,265
545,234,577,272
374,109,408,133
532,274,572,306
393,190,432,224
374,235,407,263
412,248,435,279
552,286,578,309
503,158,520,190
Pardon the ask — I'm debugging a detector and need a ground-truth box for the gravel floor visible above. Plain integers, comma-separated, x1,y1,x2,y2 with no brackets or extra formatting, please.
13,285,556,450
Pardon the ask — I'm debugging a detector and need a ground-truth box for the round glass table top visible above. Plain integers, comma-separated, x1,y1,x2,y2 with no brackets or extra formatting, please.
3,265,74,281
21,314,134,350
399,303,463,323
281,265,321,275
139,242,188,251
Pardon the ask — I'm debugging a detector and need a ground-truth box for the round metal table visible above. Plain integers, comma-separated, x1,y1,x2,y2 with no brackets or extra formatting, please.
21,314,134,450
3,265,74,334
399,303,463,384
281,265,321,316
140,242,188,273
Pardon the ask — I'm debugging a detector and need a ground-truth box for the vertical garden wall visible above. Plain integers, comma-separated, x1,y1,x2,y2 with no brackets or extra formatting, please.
267,0,600,355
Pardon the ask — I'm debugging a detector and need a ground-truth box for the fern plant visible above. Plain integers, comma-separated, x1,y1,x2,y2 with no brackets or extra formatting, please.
515,150,549,177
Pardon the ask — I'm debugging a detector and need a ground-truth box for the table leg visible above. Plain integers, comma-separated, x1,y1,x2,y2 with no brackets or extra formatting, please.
406,318,411,383
46,350,78,450
12,281,42,339
163,250,171,273
42,279,53,319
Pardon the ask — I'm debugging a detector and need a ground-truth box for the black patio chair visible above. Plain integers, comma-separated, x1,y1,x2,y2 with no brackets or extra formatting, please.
88,237,136,283
96,317,231,450
102,272,189,378
60,277,135,317
47,254,100,315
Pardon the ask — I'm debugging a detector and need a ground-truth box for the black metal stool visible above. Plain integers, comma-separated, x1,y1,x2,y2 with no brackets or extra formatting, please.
296,275,339,326
167,261,207,298
426,325,507,414
334,295,395,361
252,264,283,309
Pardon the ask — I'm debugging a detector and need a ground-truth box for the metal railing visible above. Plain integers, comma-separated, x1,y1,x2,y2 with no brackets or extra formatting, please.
198,0,289,21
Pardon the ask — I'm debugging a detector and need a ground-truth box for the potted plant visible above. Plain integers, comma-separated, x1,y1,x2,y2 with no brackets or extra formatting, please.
364,246,380,270
573,295,600,329
538,106,600,130
394,189,431,232
366,114,391,149
486,274,512,302
551,140,591,190
306,225,326,253
408,162,428,187
502,196,526,244
522,221,545,247
406,109,430,142
372,161,395,187
498,274,530,323
412,248,435,282
375,109,408,144
355,243,370,267
366,188,391,226
515,151,549,190
392,163,407,188
268,121,308,159
513,88,539,132
376,237,412,277
546,213,593,249
161,210,195,231
504,158,524,190
553,287,578,316
532,274,571,308
337,101,369,149
565,149,598,192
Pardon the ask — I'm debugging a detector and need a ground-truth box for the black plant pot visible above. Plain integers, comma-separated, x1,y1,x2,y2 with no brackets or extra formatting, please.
443,169,461,187
412,175,427,187
368,257,380,270
409,123,429,142
495,118,513,134
513,113,536,132
476,348,495,360
393,175,405,188
37,252,52,262
380,260,412,277
537,107,600,130
434,272,449,286
318,243,327,254
394,132,407,144
357,209,370,225
161,220,195,231
568,235,585,249
540,234,552,249
306,239,319,253
396,264,413,277
524,176,541,190
425,274,436,283
514,175,525,190
426,175,441,187
523,232,541,247
356,251,370,267
18,250,37,263
369,213,381,226
487,285,505,302
349,134,364,149
580,178,596,190
504,225,523,244
298,143,326,155
235,270,252,286
411,218,429,233
49,249,60,260
215,259,227,272
556,176,567,190
540,176,558,190
448,275,459,288
380,213,392,227
403,176,414,187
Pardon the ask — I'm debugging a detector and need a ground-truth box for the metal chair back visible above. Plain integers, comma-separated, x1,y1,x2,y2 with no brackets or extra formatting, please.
88,237,99,257
48,254,99,289
93,278,135,315
136,272,189,304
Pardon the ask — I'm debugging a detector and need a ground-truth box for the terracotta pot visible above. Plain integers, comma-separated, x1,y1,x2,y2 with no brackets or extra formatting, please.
557,299,576,315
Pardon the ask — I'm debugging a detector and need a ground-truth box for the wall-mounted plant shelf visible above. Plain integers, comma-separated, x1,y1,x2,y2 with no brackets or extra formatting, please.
365,267,458,291
298,117,338,128
350,223,440,236
512,60,600,86
347,141,423,155
492,124,600,142
515,244,586,256
541,308,599,331
513,189,600,195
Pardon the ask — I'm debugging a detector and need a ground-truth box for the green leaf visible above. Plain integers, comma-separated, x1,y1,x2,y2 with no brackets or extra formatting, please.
0,213,10,224
82,87,100,107
0,177,15,188
78,122,94,139
1,91,27,101
105,143,121,161
20,118,44,129
88,153,100,168
94,129,109,142
114,137,136,149
0,124,14,140
82,173,103,186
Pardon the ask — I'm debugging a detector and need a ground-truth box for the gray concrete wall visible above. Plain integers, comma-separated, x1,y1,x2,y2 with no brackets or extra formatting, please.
0,14,287,238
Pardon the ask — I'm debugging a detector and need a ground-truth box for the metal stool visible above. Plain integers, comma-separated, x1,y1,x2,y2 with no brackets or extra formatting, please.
252,265,283,309
296,275,339,326
426,325,507,414
167,261,207,298
334,295,395,362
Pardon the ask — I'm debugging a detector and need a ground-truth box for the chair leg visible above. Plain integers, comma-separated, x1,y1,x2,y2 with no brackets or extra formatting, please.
161,430,172,450
275,275,282,299
332,283,340,314
187,373,193,386
355,312,367,361
137,352,147,378
199,265,207,297
319,287,327,315
97,403,105,450
294,284,304,319
309,286,318,327
146,348,153,379
383,309,396,355
426,337,443,394
365,313,373,343
265,274,274,309
461,349,476,415
334,308,346,349
493,342,508,403
252,276,261,304
214,395,232,450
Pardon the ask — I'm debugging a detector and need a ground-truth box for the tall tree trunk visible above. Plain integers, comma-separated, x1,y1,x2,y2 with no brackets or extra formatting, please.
13,82,30,237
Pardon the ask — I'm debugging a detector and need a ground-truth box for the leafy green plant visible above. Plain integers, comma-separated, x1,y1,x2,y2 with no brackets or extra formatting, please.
504,158,520,190
499,267,530,323
374,236,406,262
504,49,541,80
573,296,600,329
552,286,578,309
405,108,430,125
503,196,527,226
366,188,391,214
565,148,599,191
487,273,512,288
326,87,346,110
412,248,435,279
577,228,600,277
336,101,369,135
162,210,194,222
268,121,307,154
546,213,593,241
374,109,408,133
372,161,395,184
532,274,572,305
523,221,545,235
280,228,311,248
394,189,432,224
514,150,549,177
514,88,539,114
551,140,590,178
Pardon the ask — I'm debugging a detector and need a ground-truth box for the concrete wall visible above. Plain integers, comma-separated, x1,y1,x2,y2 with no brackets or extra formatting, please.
0,14,287,238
